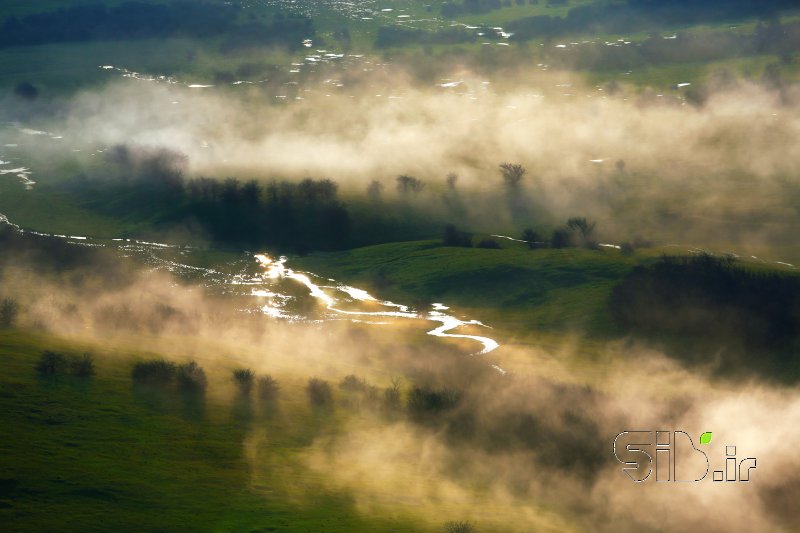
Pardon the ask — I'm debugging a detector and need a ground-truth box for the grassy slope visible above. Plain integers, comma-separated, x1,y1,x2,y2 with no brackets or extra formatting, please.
0,330,428,532
295,238,800,340
296,239,638,336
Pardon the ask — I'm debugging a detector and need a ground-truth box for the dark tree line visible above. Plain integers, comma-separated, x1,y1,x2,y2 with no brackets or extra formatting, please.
184,177,350,251
0,2,313,52
98,146,351,250
507,0,797,42
610,254,800,379
540,20,800,74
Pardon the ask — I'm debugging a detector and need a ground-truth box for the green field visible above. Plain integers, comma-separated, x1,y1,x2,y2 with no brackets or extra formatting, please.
296,240,637,336
0,330,431,532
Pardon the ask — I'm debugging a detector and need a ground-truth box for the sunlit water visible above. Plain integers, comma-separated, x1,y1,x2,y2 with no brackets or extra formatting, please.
0,214,506,372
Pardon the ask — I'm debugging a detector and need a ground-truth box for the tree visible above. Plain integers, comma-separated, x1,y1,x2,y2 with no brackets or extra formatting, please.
499,163,526,189
383,376,402,411
446,172,459,190
70,353,96,377
367,180,383,202
521,228,541,249
0,298,19,328
396,174,425,195
443,224,472,247
339,374,367,392
566,217,597,248
257,375,280,402
232,368,255,395
551,227,572,249
177,361,207,392
132,359,177,386
307,378,333,407
36,351,68,376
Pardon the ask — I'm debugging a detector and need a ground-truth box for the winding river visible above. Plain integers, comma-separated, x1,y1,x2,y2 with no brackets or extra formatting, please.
0,213,506,372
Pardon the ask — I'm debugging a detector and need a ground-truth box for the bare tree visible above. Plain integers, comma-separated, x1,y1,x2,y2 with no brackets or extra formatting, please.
499,163,526,189
566,217,597,247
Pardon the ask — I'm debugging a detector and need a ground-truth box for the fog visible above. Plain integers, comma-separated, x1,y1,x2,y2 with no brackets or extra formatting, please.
5,63,800,249
2,227,798,531
3,55,800,531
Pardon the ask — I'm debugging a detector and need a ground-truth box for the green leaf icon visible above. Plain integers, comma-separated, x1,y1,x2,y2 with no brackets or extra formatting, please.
700,432,712,445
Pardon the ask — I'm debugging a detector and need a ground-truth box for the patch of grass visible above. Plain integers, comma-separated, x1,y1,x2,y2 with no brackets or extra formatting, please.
0,180,126,238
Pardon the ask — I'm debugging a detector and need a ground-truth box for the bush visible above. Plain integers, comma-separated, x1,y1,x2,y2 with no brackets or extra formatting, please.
257,375,280,402
70,353,95,377
443,224,472,247
13,82,38,100
550,227,572,249
0,298,19,328
307,378,333,407
521,228,542,249
177,361,207,392
132,359,177,386
444,521,476,533
408,387,461,417
232,368,255,394
476,238,500,249
36,350,68,376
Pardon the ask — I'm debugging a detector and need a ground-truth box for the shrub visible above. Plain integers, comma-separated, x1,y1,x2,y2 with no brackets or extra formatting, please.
476,238,500,249
70,353,95,377
444,521,476,533
232,368,255,394
521,228,542,249
13,82,38,100
257,375,280,402
0,298,19,328
443,224,472,247
36,350,68,376
177,361,207,392
408,387,461,416
550,227,572,248
132,359,177,386
307,378,333,407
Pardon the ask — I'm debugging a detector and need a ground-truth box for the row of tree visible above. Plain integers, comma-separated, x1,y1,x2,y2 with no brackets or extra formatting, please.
539,20,800,75
443,217,598,250
507,0,797,41
128,358,470,417
610,254,800,380
0,2,314,52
